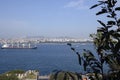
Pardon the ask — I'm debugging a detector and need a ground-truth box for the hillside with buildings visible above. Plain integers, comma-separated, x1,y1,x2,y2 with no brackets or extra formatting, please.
0,37,93,44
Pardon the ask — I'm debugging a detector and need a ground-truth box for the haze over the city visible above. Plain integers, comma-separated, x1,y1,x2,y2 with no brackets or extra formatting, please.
0,0,119,39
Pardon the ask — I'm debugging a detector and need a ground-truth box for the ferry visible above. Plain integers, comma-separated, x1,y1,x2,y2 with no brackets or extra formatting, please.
1,43,37,49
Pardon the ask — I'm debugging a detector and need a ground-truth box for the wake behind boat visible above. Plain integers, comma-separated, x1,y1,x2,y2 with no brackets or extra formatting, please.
1,43,37,49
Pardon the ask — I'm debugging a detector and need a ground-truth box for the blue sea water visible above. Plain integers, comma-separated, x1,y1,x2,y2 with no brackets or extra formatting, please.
0,43,95,75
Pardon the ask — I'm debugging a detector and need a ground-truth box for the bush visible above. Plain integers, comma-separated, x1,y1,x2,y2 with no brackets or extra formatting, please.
0,74,19,80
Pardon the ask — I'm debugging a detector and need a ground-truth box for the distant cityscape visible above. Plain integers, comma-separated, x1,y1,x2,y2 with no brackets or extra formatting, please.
0,36,93,44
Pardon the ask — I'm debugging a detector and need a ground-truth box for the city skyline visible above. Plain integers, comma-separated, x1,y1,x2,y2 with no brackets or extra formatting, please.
0,0,119,39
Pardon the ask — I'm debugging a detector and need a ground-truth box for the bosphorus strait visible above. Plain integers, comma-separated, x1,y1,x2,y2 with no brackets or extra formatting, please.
0,43,94,75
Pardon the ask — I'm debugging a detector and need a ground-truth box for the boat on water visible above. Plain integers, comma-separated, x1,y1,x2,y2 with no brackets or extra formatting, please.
1,43,37,49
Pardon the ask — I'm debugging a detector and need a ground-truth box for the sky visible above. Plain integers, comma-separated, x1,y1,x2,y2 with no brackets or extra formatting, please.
0,0,119,39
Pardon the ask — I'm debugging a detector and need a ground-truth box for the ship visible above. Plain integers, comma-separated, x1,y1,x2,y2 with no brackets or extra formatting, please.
1,43,37,49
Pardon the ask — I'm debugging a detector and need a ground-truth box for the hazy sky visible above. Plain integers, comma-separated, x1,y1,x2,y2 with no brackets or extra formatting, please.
0,0,119,39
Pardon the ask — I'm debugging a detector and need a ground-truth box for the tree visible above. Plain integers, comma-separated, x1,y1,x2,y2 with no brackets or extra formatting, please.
51,0,120,80
90,0,120,79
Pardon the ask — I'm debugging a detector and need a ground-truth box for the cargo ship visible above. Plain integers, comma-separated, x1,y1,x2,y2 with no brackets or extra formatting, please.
1,43,37,49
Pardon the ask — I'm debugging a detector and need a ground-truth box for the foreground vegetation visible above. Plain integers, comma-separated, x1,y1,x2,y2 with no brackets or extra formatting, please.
0,70,23,80
0,70,38,80
51,0,120,80
0,74,19,80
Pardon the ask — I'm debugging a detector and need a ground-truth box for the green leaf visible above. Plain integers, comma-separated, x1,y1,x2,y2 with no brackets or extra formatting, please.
107,21,116,25
94,62,102,70
67,43,71,46
108,0,113,7
115,41,120,53
107,26,112,28
111,32,120,39
75,73,82,79
101,58,105,64
117,28,120,32
88,57,96,62
96,9,107,15
117,18,120,26
97,27,106,32
83,61,87,71
67,72,76,80
107,15,112,18
90,2,104,9
113,0,117,6
90,4,99,9
63,73,67,80
71,47,75,51
115,7,120,11
97,20,106,27
76,52,81,65
53,71,61,80
111,11,116,17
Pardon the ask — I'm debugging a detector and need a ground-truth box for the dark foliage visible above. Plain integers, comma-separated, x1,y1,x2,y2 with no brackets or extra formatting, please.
69,0,120,80
50,70,82,80
90,0,120,79
51,0,120,80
